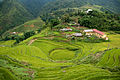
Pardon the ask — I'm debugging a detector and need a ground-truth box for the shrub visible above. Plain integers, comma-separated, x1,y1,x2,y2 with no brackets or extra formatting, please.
115,31,120,34
83,35,105,43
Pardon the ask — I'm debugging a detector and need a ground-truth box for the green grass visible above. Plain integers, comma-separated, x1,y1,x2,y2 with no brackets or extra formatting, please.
0,40,16,46
97,48,120,68
35,64,120,80
0,67,17,80
0,31,120,80
19,27,50,45
0,55,35,80
0,45,72,68
50,49,75,60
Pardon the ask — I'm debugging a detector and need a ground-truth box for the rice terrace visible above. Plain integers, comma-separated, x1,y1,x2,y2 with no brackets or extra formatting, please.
0,0,120,80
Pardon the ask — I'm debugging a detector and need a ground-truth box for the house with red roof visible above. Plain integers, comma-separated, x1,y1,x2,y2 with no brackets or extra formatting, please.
83,29,108,40
93,29,108,40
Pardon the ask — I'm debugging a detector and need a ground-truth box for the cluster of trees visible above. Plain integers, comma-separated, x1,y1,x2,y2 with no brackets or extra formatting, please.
41,0,120,16
83,35,109,43
48,9,120,31
3,31,36,43
78,11,120,31
19,0,55,17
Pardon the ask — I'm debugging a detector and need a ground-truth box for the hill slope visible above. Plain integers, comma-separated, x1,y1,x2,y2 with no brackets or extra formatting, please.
2,17,45,37
0,0,33,35
41,0,120,14
19,0,56,17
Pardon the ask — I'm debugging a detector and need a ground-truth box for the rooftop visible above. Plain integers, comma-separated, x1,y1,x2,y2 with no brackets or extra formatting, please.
60,28,72,31
72,33,82,36
84,29,93,32
93,29,105,35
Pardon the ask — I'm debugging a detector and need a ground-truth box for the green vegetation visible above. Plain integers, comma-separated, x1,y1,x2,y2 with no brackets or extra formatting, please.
44,9,120,32
36,64,120,80
3,17,45,35
0,67,17,80
41,0,120,15
0,0,33,36
97,48,120,68
0,27,120,80
0,0,120,79
0,55,34,80
19,0,55,17
0,40,16,46
50,49,75,60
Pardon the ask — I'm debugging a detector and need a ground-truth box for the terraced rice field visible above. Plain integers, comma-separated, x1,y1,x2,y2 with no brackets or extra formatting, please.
35,64,120,80
0,45,72,68
97,48,120,68
0,67,17,80
50,49,75,60
0,31,120,80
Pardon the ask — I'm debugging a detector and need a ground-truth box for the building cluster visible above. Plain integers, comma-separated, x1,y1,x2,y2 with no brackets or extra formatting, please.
60,28,109,40
84,29,108,40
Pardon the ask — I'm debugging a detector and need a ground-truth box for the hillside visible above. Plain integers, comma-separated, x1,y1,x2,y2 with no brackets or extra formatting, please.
41,0,120,14
19,0,56,17
87,0,120,13
0,0,33,35
2,17,45,37
0,0,120,80
0,27,120,80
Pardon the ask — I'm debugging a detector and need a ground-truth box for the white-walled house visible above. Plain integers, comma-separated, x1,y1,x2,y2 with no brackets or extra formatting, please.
72,33,83,37
83,29,94,35
60,28,72,31
86,9,93,13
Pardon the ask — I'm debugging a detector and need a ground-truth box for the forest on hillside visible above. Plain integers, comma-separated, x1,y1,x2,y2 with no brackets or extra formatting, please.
0,0,120,37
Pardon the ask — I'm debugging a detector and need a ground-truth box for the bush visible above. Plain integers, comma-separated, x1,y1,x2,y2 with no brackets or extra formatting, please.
115,31,120,34
83,35,105,43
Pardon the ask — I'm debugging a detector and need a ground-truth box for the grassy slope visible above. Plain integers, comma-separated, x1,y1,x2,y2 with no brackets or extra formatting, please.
2,17,45,36
35,64,120,80
0,40,16,46
50,49,75,60
0,0,33,34
0,67,17,80
0,45,71,68
97,48,120,68
0,27,120,80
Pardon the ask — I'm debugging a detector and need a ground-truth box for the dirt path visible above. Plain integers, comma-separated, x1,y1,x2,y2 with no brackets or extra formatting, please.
28,39,37,45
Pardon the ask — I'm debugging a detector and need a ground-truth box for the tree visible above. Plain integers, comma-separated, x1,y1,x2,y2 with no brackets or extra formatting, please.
24,31,35,39
50,19,60,30
62,14,70,23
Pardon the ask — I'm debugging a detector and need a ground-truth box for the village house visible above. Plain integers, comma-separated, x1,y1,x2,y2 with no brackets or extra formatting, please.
72,33,83,37
93,29,108,40
60,28,72,31
66,33,82,38
83,29,94,35
83,29,108,40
